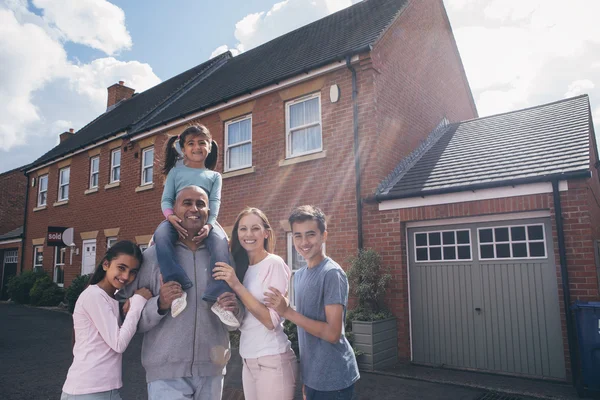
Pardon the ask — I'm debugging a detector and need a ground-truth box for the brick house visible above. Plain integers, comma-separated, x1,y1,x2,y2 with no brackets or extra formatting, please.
0,167,27,299
22,0,477,367
371,95,600,380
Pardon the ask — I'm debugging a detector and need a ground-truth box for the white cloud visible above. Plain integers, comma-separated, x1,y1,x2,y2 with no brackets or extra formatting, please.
210,0,353,58
0,2,160,171
32,0,132,55
565,80,595,98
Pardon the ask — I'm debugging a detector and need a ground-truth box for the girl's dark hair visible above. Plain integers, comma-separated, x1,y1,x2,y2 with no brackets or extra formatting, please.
162,124,218,176
230,207,275,283
88,240,144,286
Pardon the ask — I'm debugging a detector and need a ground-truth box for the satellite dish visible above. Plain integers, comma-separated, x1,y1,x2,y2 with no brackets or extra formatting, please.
62,228,75,247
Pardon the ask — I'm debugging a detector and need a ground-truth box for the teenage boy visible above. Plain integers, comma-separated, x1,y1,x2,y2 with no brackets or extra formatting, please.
265,205,359,400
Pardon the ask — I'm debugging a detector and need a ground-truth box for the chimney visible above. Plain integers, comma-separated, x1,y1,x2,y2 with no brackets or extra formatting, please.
60,128,75,143
106,81,135,110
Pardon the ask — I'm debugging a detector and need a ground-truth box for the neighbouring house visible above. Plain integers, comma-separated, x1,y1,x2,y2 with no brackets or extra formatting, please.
0,167,27,299
22,0,480,372
370,95,600,381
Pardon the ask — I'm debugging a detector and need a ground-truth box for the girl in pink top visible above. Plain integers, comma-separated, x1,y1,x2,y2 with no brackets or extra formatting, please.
61,240,152,400
213,207,297,400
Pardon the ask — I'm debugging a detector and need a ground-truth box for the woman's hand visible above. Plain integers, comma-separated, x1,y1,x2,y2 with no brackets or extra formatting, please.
135,287,152,300
167,214,188,240
213,262,241,291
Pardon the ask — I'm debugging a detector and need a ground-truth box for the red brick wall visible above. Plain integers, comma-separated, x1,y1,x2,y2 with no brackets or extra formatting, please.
0,168,27,235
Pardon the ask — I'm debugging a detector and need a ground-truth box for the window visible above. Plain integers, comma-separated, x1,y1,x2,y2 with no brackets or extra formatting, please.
89,156,99,188
54,247,66,287
33,246,43,271
141,147,154,185
225,116,252,171
58,167,70,201
415,229,472,262
107,237,118,249
138,244,149,252
4,250,18,264
37,175,48,207
285,93,322,158
110,149,121,183
478,224,546,259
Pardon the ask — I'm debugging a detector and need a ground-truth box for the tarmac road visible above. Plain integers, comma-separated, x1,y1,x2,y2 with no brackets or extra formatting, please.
0,303,486,400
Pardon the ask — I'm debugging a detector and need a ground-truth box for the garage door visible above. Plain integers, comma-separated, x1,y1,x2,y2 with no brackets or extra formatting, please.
408,218,566,379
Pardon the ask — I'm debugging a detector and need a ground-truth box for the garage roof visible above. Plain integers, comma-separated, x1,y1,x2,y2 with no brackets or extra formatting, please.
377,95,594,200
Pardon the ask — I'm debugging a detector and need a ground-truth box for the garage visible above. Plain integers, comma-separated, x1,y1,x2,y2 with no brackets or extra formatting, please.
407,217,566,379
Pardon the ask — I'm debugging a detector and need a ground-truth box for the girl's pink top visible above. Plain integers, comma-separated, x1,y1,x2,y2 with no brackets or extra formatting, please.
62,284,147,395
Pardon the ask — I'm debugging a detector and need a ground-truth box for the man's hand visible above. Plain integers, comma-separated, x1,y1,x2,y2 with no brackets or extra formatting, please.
167,214,188,240
192,224,212,244
216,292,238,314
264,287,290,317
158,275,184,311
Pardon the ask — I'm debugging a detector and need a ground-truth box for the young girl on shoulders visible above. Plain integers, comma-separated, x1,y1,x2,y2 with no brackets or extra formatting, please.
61,240,152,400
213,207,297,400
155,124,238,326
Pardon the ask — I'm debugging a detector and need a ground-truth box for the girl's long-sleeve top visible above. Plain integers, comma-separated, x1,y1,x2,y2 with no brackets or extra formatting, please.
160,165,222,226
62,285,147,395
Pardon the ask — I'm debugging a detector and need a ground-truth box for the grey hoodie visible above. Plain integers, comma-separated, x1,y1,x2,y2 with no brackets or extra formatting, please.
118,242,243,383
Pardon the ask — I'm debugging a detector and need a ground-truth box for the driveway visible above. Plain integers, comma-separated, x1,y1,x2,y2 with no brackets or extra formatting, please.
0,303,490,400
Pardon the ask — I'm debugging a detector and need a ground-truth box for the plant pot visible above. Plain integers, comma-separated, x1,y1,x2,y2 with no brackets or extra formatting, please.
351,317,398,371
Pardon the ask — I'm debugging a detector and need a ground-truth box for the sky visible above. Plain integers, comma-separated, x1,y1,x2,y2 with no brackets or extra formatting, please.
0,0,598,174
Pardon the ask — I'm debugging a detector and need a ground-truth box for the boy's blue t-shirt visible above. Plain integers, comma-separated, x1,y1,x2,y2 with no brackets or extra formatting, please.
294,257,360,391
160,165,221,226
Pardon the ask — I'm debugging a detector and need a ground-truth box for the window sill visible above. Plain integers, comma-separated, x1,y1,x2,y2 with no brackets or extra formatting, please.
84,187,99,195
53,200,69,207
105,182,120,190
135,183,154,192
222,166,255,179
33,205,47,212
279,150,326,167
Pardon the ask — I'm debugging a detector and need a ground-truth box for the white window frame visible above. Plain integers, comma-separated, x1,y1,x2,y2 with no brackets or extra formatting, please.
37,175,48,207
54,247,66,287
285,93,323,158
477,224,547,260
89,156,99,189
138,244,149,252
224,115,252,172
33,246,43,271
414,229,472,263
106,237,118,249
58,167,70,201
141,146,154,185
110,148,121,183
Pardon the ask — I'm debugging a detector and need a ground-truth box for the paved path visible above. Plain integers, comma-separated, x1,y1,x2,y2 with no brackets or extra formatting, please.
0,303,489,399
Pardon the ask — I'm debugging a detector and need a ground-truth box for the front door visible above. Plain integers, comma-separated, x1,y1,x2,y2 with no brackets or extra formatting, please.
82,240,96,276
1,250,18,300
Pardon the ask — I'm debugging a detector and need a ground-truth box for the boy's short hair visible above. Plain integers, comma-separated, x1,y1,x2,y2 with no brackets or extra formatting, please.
288,205,327,233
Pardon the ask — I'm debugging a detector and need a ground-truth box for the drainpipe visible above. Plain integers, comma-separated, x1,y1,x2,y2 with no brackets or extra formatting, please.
20,171,30,274
346,56,363,250
552,179,579,385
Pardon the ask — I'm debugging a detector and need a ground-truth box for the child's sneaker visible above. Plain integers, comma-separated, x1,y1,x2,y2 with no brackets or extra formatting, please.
211,302,240,328
171,292,187,318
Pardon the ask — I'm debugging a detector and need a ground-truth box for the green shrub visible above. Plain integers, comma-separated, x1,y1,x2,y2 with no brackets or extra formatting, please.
65,274,92,313
346,249,392,320
6,270,48,304
29,276,65,306
229,330,240,349
284,320,299,355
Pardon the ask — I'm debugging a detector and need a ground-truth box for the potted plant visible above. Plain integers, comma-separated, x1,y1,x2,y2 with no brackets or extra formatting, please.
346,248,397,371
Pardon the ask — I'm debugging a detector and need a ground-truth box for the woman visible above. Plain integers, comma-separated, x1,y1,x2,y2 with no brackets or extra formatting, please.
213,207,297,400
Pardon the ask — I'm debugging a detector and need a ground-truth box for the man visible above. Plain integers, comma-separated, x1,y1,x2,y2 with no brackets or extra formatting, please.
119,185,243,400
265,205,359,400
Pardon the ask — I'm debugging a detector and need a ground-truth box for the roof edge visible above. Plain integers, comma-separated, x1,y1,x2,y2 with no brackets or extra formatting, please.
375,169,592,202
